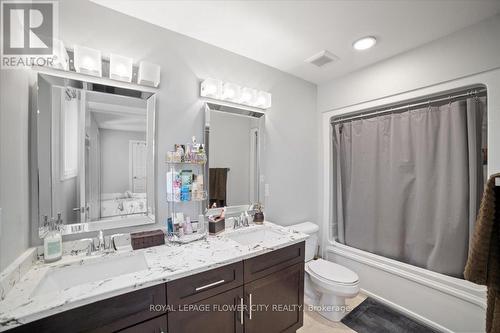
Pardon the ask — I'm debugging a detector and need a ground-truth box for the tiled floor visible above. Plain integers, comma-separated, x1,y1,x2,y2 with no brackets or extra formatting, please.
297,294,367,333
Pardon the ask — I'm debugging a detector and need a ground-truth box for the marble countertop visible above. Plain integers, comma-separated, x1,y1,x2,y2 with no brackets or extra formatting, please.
0,222,308,331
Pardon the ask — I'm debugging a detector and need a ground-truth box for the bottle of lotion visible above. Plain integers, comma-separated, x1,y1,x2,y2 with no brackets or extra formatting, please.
44,213,63,262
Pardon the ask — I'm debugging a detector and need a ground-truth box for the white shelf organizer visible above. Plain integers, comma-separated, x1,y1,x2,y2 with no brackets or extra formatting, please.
166,157,208,243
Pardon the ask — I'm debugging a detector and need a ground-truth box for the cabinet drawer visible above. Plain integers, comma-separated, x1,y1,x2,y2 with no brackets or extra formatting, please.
244,242,305,282
167,262,243,306
8,284,166,333
118,315,168,333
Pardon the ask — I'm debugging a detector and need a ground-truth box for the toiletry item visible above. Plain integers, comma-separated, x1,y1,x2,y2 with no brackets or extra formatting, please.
253,203,264,224
180,185,191,201
175,212,185,233
44,214,62,262
185,144,192,163
175,144,185,162
180,170,193,201
174,150,182,163
167,218,174,235
192,174,204,200
173,220,180,234
198,214,206,233
166,170,181,202
166,151,174,163
181,170,193,185
184,217,193,235
191,222,198,232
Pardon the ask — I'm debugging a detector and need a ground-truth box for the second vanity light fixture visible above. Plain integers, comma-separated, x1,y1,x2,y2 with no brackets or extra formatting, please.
200,78,272,110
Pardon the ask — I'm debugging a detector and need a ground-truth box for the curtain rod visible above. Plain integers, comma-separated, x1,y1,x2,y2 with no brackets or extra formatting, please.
331,87,486,125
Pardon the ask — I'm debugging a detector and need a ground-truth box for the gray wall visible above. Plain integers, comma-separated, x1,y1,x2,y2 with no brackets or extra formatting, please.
0,70,33,270
100,129,146,194
59,0,318,227
209,111,252,206
0,0,318,269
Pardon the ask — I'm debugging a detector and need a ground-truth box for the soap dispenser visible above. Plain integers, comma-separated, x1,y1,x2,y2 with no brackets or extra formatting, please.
44,213,63,262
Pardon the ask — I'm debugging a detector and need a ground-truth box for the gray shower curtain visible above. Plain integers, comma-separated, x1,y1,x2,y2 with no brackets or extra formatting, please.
333,98,485,277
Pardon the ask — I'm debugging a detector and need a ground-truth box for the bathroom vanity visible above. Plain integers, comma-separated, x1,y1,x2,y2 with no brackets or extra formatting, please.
0,223,307,333
0,65,309,333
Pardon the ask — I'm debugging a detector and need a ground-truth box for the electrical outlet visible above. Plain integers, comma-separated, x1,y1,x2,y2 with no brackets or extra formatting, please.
265,184,270,197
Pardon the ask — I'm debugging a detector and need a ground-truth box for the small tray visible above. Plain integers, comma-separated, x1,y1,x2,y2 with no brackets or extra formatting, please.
167,232,207,244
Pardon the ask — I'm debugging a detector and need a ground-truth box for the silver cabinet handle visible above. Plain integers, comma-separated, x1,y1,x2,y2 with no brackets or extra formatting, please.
239,297,244,325
248,293,253,320
195,279,225,291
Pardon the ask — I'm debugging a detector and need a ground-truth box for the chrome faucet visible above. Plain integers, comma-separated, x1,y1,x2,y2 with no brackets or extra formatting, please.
233,216,242,229
97,230,105,252
241,212,250,227
233,213,250,230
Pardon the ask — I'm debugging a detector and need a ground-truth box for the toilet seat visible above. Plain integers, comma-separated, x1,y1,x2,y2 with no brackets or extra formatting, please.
307,259,359,285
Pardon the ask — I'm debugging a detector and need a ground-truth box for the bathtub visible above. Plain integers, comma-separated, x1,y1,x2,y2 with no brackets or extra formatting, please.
325,241,487,333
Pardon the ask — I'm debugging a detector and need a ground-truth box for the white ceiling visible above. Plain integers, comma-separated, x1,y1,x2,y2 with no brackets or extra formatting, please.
92,0,500,84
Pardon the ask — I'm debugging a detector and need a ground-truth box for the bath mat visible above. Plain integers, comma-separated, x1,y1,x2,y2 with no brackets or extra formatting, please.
341,297,440,333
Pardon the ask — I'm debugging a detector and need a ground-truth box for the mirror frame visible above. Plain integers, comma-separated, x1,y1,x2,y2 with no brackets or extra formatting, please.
204,102,264,209
31,70,158,241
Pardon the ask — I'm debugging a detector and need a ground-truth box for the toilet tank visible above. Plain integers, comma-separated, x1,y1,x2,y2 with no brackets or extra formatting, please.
289,222,319,261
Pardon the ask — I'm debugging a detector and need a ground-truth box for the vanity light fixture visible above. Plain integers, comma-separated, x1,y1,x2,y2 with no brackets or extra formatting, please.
353,36,377,51
240,87,258,106
221,82,241,102
138,61,161,87
74,45,102,77
200,78,222,99
255,91,272,109
200,79,272,110
110,54,133,82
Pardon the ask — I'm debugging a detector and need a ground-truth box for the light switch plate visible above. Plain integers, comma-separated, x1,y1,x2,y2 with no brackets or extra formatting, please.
265,184,270,197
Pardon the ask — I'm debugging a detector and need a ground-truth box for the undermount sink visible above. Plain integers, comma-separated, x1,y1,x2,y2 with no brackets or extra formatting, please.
227,226,284,246
32,253,148,297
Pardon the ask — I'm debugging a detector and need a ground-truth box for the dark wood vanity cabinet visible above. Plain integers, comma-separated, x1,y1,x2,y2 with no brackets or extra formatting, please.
167,242,305,333
8,284,167,333
7,242,304,333
243,263,304,333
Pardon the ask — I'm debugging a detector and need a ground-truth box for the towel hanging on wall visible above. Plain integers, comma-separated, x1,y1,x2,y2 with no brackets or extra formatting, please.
464,173,500,333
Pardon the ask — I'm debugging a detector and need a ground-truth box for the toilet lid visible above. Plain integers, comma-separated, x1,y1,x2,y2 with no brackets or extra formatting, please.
308,259,359,284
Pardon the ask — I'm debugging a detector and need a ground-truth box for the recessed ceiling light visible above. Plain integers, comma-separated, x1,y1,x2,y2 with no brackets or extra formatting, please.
353,36,377,51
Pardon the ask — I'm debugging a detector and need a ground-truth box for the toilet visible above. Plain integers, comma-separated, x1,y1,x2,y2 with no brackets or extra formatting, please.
290,222,360,322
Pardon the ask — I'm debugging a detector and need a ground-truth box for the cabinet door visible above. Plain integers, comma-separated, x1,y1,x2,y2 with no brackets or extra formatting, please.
118,315,167,333
168,287,244,333
244,262,304,333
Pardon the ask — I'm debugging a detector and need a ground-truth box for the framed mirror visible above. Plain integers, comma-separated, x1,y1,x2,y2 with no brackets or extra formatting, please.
32,72,157,237
205,102,264,209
